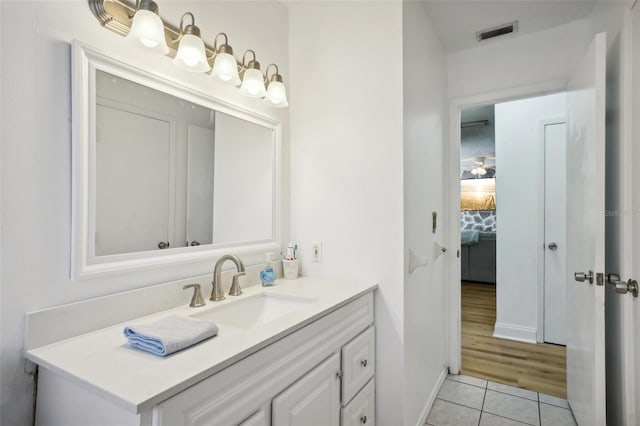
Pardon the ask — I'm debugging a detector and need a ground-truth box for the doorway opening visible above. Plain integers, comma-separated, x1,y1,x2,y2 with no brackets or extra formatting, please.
458,93,569,398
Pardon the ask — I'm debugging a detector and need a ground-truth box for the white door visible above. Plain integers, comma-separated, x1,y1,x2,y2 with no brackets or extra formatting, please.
543,121,568,345
186,124,215,247
272,353,340,426
95,104,172,255
565,32,607,426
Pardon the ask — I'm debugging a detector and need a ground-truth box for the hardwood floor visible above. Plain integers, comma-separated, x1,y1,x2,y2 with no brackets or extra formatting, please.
461,281,567,398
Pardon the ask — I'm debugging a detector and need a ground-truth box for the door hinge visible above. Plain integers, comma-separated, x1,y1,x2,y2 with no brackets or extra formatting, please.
457,249,460,258
596,272,604,286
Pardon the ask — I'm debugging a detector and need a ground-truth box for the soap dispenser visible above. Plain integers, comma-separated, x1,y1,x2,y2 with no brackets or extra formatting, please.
260,253,277,286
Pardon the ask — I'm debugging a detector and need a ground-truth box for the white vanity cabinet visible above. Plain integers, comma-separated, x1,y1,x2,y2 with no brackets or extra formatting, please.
153,293,375,426
28,281,376,426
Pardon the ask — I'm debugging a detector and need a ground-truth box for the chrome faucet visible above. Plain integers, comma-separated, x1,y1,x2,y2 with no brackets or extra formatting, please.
210,255,246,301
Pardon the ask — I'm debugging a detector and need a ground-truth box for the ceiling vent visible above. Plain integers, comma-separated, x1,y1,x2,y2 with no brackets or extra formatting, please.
476,21,518,42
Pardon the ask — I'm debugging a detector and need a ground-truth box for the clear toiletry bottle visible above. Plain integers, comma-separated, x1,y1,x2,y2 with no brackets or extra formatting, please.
260,253,276,286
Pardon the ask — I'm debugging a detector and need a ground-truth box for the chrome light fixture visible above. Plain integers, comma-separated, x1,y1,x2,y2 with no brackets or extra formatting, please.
173,12,211,73
126,0,169,54
210,33,241,86
239,50,267,98
264,64,288,108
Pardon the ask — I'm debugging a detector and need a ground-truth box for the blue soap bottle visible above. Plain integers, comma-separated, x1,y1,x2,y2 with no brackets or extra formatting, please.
261,253,276,287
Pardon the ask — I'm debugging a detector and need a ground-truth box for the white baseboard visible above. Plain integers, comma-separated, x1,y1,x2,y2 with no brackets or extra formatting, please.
493,322,537,343
416,366,448,426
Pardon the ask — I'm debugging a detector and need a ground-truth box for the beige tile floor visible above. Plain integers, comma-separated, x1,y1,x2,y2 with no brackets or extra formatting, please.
426,375,577,426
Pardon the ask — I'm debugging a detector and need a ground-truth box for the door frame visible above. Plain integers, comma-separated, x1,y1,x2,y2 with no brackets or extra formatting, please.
446,79,568,374
537,117,568,344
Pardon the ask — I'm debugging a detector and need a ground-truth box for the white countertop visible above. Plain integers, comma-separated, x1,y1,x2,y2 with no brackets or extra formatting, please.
25,278,376,413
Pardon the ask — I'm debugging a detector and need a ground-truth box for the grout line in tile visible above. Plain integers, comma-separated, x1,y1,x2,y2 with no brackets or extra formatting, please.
486,388,540,403
538,398,542,426
478,386,487,426
484,412,533,425
457,375,489,389
446,377,488,390
434,397,482,413
539,402,572,411
482,407,539,426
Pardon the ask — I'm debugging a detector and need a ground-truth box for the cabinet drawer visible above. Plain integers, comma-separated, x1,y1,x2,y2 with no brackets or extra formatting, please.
239,409,268,426
341,379,375,426
341,326,375,403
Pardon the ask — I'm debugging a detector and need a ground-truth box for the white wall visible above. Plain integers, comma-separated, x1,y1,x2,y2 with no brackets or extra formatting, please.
0,1,289,424
494,93,566,342
402,2,449,424
287,2,405,424
213,113,274,244
447,19,593,100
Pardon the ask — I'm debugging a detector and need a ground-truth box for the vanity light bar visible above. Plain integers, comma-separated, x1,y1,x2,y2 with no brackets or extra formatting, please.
88,0,288,108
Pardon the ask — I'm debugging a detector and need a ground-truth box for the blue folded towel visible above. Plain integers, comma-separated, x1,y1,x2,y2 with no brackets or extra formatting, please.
123,315,218,357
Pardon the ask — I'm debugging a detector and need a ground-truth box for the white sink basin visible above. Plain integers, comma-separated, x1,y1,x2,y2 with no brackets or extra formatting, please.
191,293,316,329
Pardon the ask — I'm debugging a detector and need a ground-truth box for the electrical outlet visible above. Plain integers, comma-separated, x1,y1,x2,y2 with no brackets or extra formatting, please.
311,241,322,263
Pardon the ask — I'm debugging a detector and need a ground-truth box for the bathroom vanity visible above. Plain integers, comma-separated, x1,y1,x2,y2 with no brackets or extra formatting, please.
25,278,377,426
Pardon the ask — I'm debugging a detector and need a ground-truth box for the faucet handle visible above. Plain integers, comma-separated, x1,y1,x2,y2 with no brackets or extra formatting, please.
228,272,246,296
183,284,206,307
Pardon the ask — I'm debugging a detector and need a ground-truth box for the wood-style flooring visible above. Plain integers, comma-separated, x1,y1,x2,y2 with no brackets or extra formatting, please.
461,281,567,398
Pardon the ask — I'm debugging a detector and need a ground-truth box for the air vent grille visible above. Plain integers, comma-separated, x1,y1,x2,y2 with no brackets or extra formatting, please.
476,21,518,42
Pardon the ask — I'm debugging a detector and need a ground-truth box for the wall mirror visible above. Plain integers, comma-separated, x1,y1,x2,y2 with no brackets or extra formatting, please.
72,42,281,278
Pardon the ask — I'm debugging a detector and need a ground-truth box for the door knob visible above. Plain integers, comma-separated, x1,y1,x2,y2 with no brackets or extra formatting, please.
574,271,593,284
615,280,638,297
548,242,558,250
606,273,638,297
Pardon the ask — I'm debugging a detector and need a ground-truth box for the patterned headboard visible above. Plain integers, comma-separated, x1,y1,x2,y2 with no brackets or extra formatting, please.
460,210,496,232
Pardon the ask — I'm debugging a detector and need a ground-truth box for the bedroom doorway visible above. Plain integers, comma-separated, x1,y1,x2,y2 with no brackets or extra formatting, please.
457,93,569,398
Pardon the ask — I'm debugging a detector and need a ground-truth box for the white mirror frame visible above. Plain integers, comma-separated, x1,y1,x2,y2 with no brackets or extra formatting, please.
71,41,282,279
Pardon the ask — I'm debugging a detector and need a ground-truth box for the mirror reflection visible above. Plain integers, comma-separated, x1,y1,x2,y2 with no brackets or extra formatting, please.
94,69,275,257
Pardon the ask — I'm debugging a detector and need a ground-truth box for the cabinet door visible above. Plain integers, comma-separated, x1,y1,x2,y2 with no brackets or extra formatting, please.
342,326,375,403
272,353,340,426
341,379,375,426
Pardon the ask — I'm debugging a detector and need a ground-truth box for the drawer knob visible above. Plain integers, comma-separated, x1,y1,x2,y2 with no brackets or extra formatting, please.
361,359,368,368
360,415,367,424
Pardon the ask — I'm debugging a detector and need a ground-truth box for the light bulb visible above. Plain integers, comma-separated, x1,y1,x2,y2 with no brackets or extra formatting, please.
126,9,169,54
239,68,266,98
211,52,241,86
173,34,211,73
264,80,288,107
